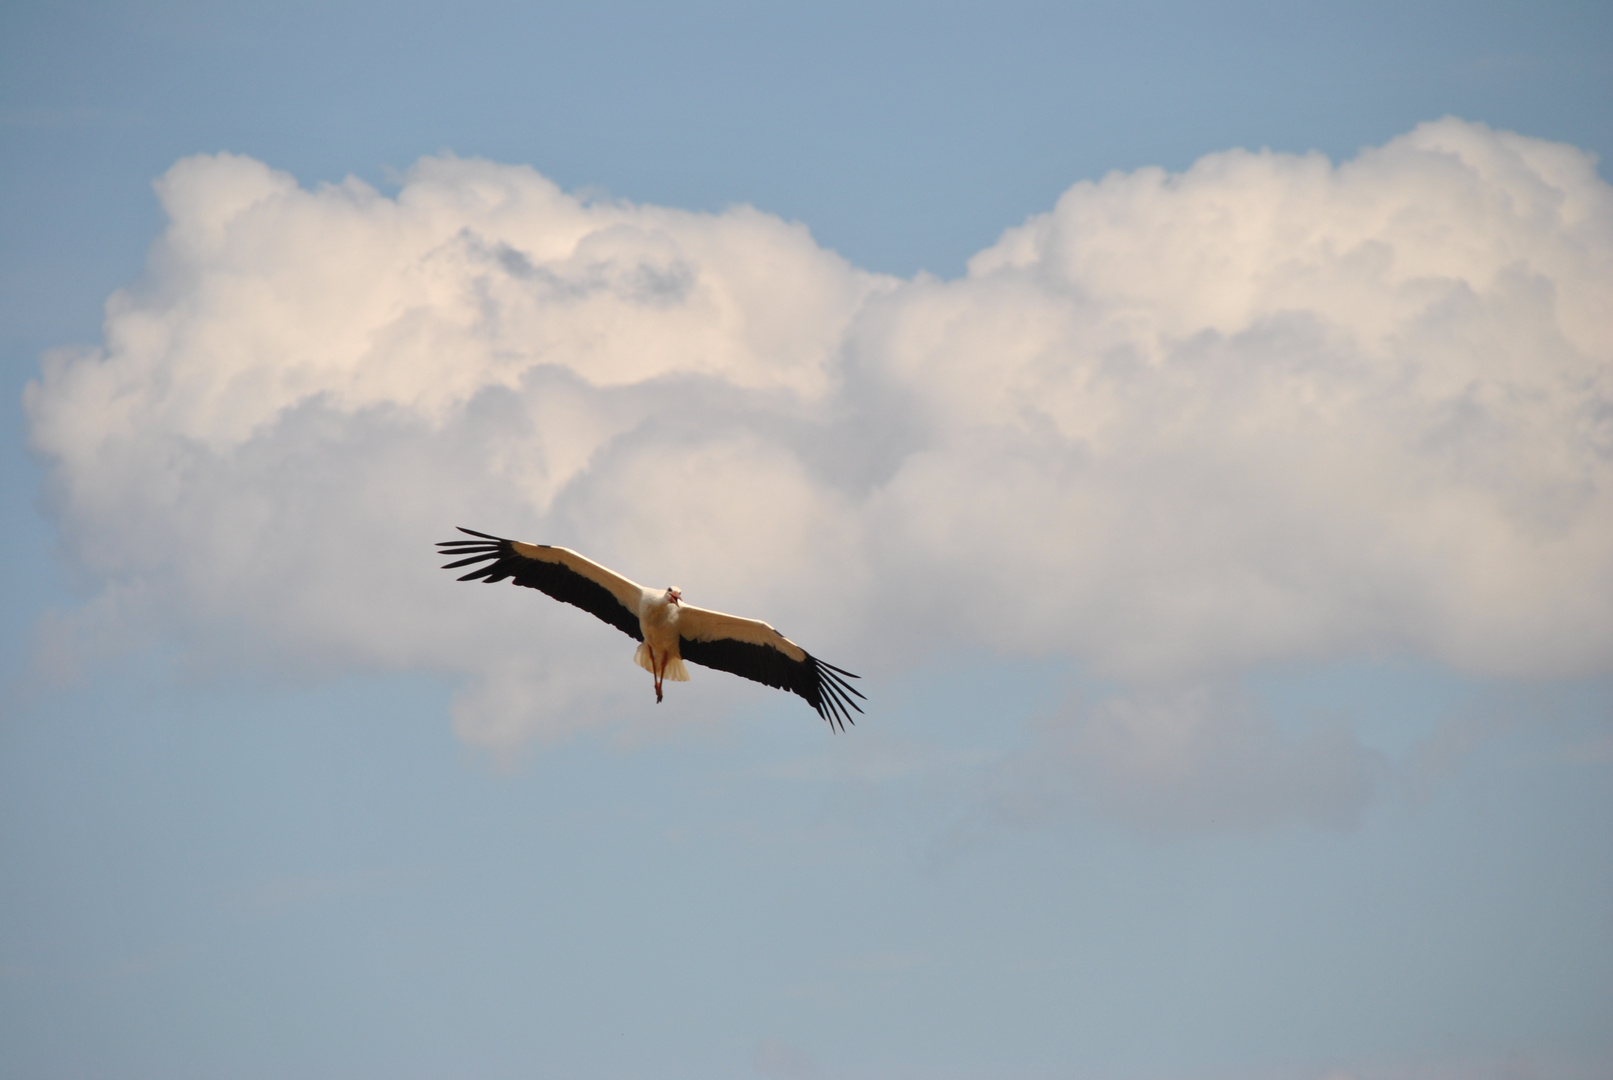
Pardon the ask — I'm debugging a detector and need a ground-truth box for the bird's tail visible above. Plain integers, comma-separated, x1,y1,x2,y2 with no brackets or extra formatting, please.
633,643,689,681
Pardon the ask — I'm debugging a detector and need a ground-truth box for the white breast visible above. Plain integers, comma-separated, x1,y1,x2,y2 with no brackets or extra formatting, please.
638,591,681,644
634,591,690,681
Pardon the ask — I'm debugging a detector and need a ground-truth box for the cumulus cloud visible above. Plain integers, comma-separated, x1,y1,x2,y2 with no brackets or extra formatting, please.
27,119,1613,753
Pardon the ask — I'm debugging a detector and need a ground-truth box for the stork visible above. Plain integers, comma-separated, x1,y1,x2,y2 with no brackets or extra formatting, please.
436,528,863,730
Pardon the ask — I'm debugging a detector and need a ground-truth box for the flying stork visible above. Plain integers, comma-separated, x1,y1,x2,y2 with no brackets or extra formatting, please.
436,528,864,730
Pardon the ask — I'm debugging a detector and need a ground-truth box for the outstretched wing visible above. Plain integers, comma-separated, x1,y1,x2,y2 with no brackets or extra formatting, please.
677,605,864,731
437,528,645,641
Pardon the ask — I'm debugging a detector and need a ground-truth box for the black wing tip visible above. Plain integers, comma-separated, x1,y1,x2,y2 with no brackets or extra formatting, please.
437,528,509,572
436,527,518,549
436,527,516,576
808,654,864,733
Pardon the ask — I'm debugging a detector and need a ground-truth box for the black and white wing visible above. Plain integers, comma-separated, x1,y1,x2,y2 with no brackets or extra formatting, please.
436,528,644,641
676,605,864,731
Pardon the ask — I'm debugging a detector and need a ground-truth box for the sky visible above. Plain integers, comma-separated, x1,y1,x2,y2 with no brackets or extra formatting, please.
2,2,1611,1079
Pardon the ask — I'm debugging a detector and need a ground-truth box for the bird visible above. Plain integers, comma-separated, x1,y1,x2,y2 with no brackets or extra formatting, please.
436,528,864,730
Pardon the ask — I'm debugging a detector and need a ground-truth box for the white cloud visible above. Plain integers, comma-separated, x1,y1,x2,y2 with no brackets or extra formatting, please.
859,121,1612,679
27,119,1613,754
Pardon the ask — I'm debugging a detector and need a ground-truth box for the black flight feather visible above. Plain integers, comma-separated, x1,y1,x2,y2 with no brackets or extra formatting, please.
678,635,864,732
436,528,642,641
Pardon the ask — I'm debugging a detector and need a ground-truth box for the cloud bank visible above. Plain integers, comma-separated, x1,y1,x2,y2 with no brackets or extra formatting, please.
28,119,1613,751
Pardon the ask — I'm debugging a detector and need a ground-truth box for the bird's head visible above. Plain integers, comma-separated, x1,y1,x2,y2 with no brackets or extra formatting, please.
666,586,682,606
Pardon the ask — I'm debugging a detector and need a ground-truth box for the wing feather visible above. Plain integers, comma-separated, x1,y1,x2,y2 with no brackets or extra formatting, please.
436,528,644,641
677,605,864,731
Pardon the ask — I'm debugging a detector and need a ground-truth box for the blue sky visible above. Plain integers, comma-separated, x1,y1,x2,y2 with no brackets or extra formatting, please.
3,3,1611,1079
